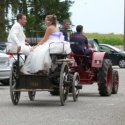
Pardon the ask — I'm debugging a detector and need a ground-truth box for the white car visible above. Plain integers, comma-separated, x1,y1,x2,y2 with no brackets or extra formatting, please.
0,51,11,85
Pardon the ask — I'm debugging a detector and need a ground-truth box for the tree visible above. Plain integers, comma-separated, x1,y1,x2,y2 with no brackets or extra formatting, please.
0,0,20,41
0,0,74,41
0,0,7,41
27,0,74,37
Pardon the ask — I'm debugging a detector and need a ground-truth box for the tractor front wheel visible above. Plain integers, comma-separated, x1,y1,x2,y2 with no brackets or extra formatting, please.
112,70,119,94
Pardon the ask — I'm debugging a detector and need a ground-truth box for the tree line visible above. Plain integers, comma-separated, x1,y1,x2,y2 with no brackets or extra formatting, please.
0,0,74,41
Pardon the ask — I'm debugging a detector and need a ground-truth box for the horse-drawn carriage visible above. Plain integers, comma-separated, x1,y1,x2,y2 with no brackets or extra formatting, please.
9,43,81,106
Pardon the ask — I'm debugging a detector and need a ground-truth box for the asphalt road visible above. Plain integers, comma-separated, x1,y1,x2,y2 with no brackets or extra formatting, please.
0,66,125,125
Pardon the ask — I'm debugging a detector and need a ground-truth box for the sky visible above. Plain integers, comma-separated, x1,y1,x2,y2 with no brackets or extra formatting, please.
70,0,124,34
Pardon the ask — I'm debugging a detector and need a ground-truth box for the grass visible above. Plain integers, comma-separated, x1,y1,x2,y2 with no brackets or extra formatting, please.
86,33,124,46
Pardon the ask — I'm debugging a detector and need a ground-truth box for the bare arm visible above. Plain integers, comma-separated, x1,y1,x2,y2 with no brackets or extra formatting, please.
31,26,58,51
35,27,52,47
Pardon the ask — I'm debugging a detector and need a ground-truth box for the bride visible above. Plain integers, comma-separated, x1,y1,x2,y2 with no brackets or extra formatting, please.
21,14,71,74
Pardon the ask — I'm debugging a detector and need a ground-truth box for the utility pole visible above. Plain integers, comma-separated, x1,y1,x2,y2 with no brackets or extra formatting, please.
123,0,125,51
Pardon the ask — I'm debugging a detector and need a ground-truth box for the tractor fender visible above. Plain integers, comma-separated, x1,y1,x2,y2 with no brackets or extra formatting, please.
91,52,106,68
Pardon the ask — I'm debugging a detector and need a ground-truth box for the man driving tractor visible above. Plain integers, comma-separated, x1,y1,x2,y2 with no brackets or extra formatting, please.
70,25,90,70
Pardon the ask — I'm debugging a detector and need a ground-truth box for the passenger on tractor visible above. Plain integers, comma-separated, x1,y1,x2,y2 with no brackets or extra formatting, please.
70,25,90,70
60,19,72,41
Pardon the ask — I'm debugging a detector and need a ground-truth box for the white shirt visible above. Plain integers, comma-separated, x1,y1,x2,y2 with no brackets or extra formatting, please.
7,22,26,46
7,22,31,55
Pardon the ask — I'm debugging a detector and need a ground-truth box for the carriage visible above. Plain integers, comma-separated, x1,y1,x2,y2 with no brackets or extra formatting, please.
9,43,81,106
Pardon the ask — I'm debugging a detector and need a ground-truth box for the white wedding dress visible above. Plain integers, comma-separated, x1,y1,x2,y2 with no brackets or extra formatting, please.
21,32,71,74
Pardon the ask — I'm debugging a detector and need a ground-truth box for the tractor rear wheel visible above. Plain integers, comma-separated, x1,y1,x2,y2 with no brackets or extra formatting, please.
98,59,113,96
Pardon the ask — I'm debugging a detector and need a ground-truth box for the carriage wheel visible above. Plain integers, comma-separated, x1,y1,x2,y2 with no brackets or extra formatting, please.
72,72,80,102
28,91,36,101
10,62,20,105
59,62,69,106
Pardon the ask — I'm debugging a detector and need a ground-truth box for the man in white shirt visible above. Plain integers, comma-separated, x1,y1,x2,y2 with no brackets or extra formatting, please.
7,13,31,55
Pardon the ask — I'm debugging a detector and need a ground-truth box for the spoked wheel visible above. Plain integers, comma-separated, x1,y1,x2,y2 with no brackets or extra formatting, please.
10,62,20,105
112,70,119,94
72,72,80,102
28,91,36,101
59,62,69,106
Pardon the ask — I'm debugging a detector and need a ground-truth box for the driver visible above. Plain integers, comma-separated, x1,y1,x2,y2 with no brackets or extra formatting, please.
70,25,89,54
70,25,89,70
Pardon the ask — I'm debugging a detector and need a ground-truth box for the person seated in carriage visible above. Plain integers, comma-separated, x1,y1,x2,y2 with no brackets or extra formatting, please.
21,14,71,75
7,13,31,55
70,25,90,70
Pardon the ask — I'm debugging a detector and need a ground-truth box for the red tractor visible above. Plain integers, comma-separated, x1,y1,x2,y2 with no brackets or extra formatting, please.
68,39,119,96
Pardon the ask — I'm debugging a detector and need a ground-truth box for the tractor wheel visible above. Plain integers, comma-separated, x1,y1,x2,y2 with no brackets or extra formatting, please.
112,70,119,94
72,72,80,102
98,59,113,96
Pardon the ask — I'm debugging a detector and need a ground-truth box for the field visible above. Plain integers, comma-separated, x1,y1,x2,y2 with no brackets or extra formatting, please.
86,33,124,46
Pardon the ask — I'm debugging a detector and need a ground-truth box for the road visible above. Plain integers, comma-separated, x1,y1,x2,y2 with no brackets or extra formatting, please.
0,66,125,125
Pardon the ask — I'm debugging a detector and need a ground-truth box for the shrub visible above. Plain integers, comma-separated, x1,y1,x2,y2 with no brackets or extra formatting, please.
86,33,124,46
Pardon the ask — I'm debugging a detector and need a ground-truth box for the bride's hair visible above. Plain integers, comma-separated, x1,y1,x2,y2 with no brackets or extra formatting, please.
46,14,57,26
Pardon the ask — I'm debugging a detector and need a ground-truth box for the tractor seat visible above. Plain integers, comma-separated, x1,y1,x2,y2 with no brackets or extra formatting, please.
71,53,91,71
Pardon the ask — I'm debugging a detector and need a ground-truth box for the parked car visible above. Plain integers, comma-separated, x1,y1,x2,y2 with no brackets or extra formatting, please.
99,44,125,68
88,39,100,51
0,50,11,85
0,42,6,51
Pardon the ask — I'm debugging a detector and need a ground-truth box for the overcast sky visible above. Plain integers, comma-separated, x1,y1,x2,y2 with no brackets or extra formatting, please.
70,0,124,34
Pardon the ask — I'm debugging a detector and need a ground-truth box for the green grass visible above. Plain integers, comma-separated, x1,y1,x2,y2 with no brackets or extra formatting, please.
86,33,124,46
